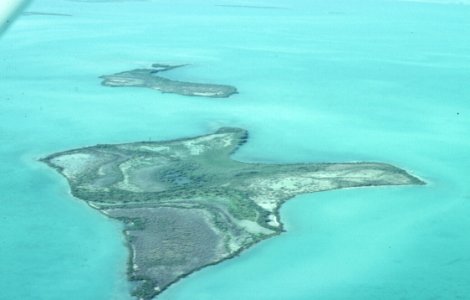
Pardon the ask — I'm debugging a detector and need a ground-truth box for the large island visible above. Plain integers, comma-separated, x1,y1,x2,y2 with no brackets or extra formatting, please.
41,128,424,299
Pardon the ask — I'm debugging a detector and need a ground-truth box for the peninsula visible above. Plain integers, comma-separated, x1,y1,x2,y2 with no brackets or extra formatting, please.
41,128,424,299
100,63,238,98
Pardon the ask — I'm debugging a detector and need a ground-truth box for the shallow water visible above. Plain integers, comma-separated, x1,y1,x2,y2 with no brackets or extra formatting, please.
1,0,469,299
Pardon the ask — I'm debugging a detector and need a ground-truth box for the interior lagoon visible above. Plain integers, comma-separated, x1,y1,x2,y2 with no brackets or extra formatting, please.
1,0,469,299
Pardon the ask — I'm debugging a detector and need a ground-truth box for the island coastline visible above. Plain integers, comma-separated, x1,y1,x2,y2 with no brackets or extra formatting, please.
40,128,425,299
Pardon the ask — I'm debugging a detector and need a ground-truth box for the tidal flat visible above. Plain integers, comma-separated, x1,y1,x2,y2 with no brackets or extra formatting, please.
41,128,424,300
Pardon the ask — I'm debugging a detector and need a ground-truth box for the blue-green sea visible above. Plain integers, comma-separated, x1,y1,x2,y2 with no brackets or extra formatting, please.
1,0,469,299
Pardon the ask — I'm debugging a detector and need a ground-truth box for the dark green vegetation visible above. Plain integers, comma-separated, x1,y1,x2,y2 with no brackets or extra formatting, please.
41,128,424,299
100,63,238,98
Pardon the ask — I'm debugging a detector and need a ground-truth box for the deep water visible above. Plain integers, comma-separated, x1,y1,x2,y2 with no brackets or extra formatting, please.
1,0,469,299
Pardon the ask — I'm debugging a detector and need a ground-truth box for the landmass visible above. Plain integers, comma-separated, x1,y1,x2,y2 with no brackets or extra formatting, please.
100,64,238,98
40,128,424,299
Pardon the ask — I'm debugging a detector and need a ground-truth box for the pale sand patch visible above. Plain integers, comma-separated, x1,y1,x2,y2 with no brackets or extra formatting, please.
50,153,97,178
237,219,274,235
113,159,142,192
137,145,171,153
250,195,278,211
182,133,230,155
192,92,219,97
267,214,280,227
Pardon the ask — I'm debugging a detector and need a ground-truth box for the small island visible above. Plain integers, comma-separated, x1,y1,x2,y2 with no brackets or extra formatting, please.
41,128,424,299
100,64,238,98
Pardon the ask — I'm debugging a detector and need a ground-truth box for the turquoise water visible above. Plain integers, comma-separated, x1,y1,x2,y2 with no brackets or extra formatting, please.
1,0,469,299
